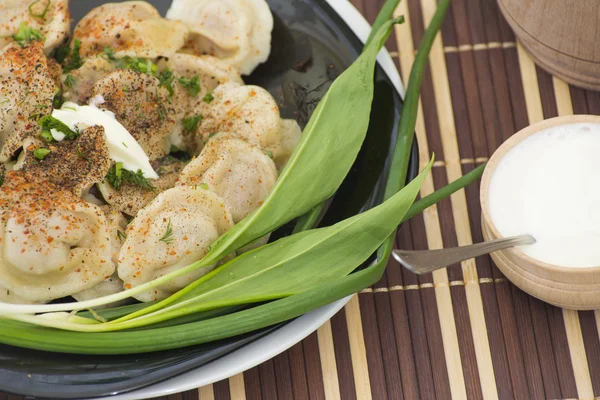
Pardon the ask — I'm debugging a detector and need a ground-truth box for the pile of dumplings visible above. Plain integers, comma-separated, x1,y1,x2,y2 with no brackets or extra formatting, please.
0,0,302,304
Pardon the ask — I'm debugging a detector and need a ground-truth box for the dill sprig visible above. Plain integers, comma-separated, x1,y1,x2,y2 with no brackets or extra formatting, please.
183,114,202,132
117,230,126,242
64,74,76,88
105,162,155,191
158,70,174,96
159,218,174,244
178,75,201,96
62,39,84,72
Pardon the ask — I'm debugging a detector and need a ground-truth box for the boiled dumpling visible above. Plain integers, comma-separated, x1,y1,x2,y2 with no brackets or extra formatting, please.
15,125,112,196
73,206,127,304
167,0,273,75
272,119,302,171
0,0,70,54
61,57,115,104
192,83,282,153
178,136,277,223
0,171,114,303
117,186,233,302
91,69,175,161
97,156,186,216
73,1,188,59
0,42,56,162
158,53,243,154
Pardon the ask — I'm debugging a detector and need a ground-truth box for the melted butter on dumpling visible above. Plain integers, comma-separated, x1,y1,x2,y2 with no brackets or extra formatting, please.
117,186,233,302
73,1,188,59
192,83,281,153
0,0,70,54
178,136,277,223
167,0,273,75
0,172,114,303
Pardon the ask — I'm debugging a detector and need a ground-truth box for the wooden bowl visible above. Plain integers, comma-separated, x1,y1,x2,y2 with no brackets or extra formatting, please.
480,115,600,310
497,0,600,91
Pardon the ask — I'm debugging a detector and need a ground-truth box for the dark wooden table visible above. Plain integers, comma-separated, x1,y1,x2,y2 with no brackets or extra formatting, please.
5,0,600,399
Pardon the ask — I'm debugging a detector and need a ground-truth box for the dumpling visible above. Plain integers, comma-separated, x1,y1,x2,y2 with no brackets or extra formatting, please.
73,206,127,305
0,0,70,54
61,56,115,104
73,1,187,59
192,83,282,153
0,171,114,303
272,118,302,171
166,0,273,75
160,53,243,154
15,125,112,196
91,69,175,161
117,186,233,302
178,136,277,223
97,156,187,216
0,41,56,162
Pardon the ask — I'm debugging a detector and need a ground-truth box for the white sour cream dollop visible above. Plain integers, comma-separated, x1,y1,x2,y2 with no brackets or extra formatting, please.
51,101,158,179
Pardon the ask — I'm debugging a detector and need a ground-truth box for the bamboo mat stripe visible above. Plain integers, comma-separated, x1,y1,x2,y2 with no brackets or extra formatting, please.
4,0,600,399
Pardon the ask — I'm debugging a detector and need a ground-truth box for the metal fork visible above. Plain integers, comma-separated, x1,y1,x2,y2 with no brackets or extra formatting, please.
392,234,536,274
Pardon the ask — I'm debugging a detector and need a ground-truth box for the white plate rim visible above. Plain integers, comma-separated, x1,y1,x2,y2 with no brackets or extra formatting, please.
101,1,404,398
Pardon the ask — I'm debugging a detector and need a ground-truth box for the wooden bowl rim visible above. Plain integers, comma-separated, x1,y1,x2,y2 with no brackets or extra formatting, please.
480,114,600,274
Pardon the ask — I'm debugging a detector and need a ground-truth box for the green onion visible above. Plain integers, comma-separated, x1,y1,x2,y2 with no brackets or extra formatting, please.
12,22,45,47
28,0,51,19
33,148,50,160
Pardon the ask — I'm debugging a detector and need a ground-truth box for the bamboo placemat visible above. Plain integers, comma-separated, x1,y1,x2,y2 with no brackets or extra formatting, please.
4,0,600,399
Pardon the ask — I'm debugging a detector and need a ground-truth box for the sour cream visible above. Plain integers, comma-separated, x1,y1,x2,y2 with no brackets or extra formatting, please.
51,101,158,179
488,123,600,268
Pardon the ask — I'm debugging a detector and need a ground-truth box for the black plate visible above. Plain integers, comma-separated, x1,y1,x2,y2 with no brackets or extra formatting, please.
0,0,418,398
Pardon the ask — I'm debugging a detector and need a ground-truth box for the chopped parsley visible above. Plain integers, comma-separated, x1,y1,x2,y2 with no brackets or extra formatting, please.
64,74,76,88
159,218,174,244
103,46,116,60
178,75,201,96
195,183,209,190
28,0,51,19
105,162,155,191
12,22,45,47
33,148,50,160
183,114,202,132
39,115,79,140
202,92,214,104
62,38,84,72
158,70,174,96
117,230,126,242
